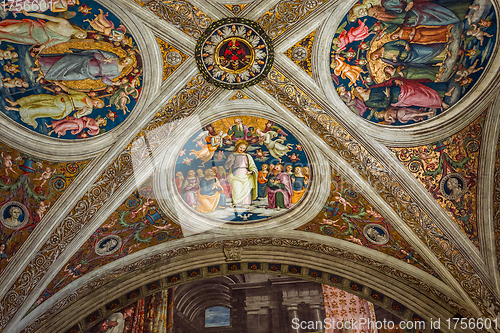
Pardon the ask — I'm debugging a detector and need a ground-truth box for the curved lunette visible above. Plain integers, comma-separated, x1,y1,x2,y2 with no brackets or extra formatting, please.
314,0,500,147
20,233,463,333
153,103,331,234
24,232,464,332
0,0,162,162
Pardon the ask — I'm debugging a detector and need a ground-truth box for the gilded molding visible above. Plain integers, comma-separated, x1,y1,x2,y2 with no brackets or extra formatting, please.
494,135,500,275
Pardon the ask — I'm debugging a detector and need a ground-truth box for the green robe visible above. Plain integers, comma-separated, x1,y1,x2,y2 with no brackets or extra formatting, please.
267,180,286,208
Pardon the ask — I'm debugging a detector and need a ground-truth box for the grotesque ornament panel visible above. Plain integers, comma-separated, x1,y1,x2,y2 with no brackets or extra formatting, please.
331,0,496,126
0,1,143,139
174,117,310,222
195,18,274,90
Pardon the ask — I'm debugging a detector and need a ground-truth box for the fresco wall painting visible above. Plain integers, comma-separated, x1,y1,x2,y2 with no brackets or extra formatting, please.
0,142,88,275
297,168,439,278
175,116,311,222
331,0,496,126
0,1,143,139
389,112,486,248
30,176,182,312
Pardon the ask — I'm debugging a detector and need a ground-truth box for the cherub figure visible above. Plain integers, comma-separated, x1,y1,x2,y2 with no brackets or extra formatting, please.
131,198,154,219
3,77,29,89
108,78,140,115
321,218,341,228
335,192,352,210
466,45,481,60
254,149,264,159
467,24,493,46
289,153,300,162
216,150,225,160
455,59,483,83
0,48,18,61
3,63,19,74
366,206,382,219
34,167,55,187
331,53,364,87
415,147,434,163
1,152,18,177
147,224,173,237
36,201,50,220
347,235,363,246
84,9,127,41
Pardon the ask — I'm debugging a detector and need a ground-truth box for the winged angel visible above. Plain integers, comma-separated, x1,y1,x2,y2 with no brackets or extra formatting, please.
256,129,293,161
189,130,228,166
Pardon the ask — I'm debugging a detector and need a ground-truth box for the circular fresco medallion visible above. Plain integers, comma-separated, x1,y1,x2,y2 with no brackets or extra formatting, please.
363,224,389,245
0,201,29,230
440,172,467,201
331,0,497,126
173,116,310,222
0,2,143,139
95,235,122,256
195,18,274,89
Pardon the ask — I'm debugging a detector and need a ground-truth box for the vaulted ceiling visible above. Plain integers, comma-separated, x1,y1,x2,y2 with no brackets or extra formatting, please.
0,0,499,332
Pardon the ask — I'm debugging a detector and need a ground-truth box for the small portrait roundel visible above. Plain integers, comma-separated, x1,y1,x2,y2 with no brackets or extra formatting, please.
0,201,29,230
331,0,497,126
363,224,389,245
440,173,467,201
174,116,310,223
95,235,122,256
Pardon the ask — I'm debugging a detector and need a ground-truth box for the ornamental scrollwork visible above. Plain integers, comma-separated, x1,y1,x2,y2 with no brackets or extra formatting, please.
258,0,328,39
135,0,212,39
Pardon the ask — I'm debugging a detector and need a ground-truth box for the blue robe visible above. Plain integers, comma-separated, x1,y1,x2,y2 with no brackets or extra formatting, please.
378,0,460,33
381,40,446,67
382,0,459,26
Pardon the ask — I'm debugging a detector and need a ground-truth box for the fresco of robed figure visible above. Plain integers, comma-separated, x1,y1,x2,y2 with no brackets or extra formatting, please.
0,2,143,139
331,0,496,126
175,117,311,222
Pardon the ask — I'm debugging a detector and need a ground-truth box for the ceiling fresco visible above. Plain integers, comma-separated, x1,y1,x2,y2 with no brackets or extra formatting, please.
390,111,486,248
0,0,499,332
0,141,88,275
30,176,182,313
0,1,144,139
174,116,310,222
331,0,496,126
296,168,438,277
195,18,274,89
